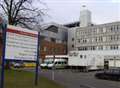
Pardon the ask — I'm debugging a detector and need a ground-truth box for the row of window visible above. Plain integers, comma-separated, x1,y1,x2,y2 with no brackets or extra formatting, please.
78,46,95,50
69,53,87,59
109,25,119,32
78,25,120,35
55,62,67,65
43,47,66,53
108,35,119,41
78,45,119,51
77,35,120,44
80,55,86,59
110,45,118,50
78,39,87,43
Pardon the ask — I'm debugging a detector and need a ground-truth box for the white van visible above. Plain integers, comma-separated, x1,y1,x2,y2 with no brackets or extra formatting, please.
40,55,68,69
47,59,67,69
40,59,53,68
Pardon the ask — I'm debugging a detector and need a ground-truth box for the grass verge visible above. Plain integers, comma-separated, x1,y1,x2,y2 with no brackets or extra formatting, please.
4,70,64,88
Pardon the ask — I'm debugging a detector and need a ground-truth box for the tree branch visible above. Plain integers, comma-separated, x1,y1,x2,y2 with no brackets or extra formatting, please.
0,0,46,29
0,3,8,15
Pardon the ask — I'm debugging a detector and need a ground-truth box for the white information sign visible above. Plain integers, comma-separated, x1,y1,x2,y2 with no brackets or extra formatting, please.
5,25,38,61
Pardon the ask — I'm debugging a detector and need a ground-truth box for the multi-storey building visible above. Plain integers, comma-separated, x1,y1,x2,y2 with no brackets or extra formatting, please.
64,22,79,52
76,22,120,51
40,23,68,61
67,7,120,52
67,8,120,69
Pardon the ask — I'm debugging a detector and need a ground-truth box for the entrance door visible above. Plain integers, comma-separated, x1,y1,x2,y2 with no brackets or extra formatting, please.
104,60,109,70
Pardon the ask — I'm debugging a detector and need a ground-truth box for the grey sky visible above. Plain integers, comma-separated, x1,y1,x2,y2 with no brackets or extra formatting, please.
41,0,120,24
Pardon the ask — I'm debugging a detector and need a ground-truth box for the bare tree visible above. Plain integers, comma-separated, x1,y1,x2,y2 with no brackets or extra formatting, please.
0,0,46,29
0,0,46,69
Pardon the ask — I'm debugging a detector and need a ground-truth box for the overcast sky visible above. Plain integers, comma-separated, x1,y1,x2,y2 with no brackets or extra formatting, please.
40,0,120,25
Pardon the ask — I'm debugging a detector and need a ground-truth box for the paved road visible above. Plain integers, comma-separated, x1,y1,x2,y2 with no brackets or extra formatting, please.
40,69,120,88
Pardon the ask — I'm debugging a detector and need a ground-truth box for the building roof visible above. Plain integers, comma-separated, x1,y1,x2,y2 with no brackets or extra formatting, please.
63,21,80,28
41,22,68,30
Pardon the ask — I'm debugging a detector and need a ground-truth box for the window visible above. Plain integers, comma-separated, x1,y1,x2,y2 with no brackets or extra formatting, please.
103,27,106,33
91,46,96,50
78,39,80,43
64,62,67,64
95,37,97,42
110,45,118,50
78,47,87,51
55,48,58,52
80,55,83,58
110,35,119,41
99,28,103,33
72,38,74,41
114,35,119,41
44,47,47,51
110,26,113,32
93,46,95,50
98,46,103,50
92,28,97,34
74,52,78,56
98,36,103,42
58,62,61,64
117,35,119,40
110,25,119,32
78,47,83,50
110,35,113,40
55,62,57,64
82,39,87,43
84,39,87,43
117,25,119,30
51,38,56,42
84,47,87,50
115,25,119,32
72,45,74,48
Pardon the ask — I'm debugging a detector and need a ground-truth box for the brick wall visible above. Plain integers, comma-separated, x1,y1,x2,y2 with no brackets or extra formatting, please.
40,40,67,61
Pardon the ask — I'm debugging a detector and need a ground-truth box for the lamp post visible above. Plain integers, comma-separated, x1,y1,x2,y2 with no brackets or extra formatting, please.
52,43,55,80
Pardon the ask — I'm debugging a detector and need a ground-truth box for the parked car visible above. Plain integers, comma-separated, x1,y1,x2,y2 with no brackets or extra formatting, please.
95,68,120,81
12,62,24,68
24,62,36,67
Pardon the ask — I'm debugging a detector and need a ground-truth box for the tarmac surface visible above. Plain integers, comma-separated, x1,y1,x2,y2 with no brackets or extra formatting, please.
40,69,120,88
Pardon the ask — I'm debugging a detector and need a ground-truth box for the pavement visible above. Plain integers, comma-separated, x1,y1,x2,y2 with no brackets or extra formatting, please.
39,69,120,88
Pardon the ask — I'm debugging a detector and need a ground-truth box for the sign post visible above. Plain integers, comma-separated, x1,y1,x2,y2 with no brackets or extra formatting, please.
0,17,7,88
35,32,40,86
0,23,40,88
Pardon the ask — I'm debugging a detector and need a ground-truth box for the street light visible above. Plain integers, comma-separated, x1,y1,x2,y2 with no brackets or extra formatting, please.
52,43,55,80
